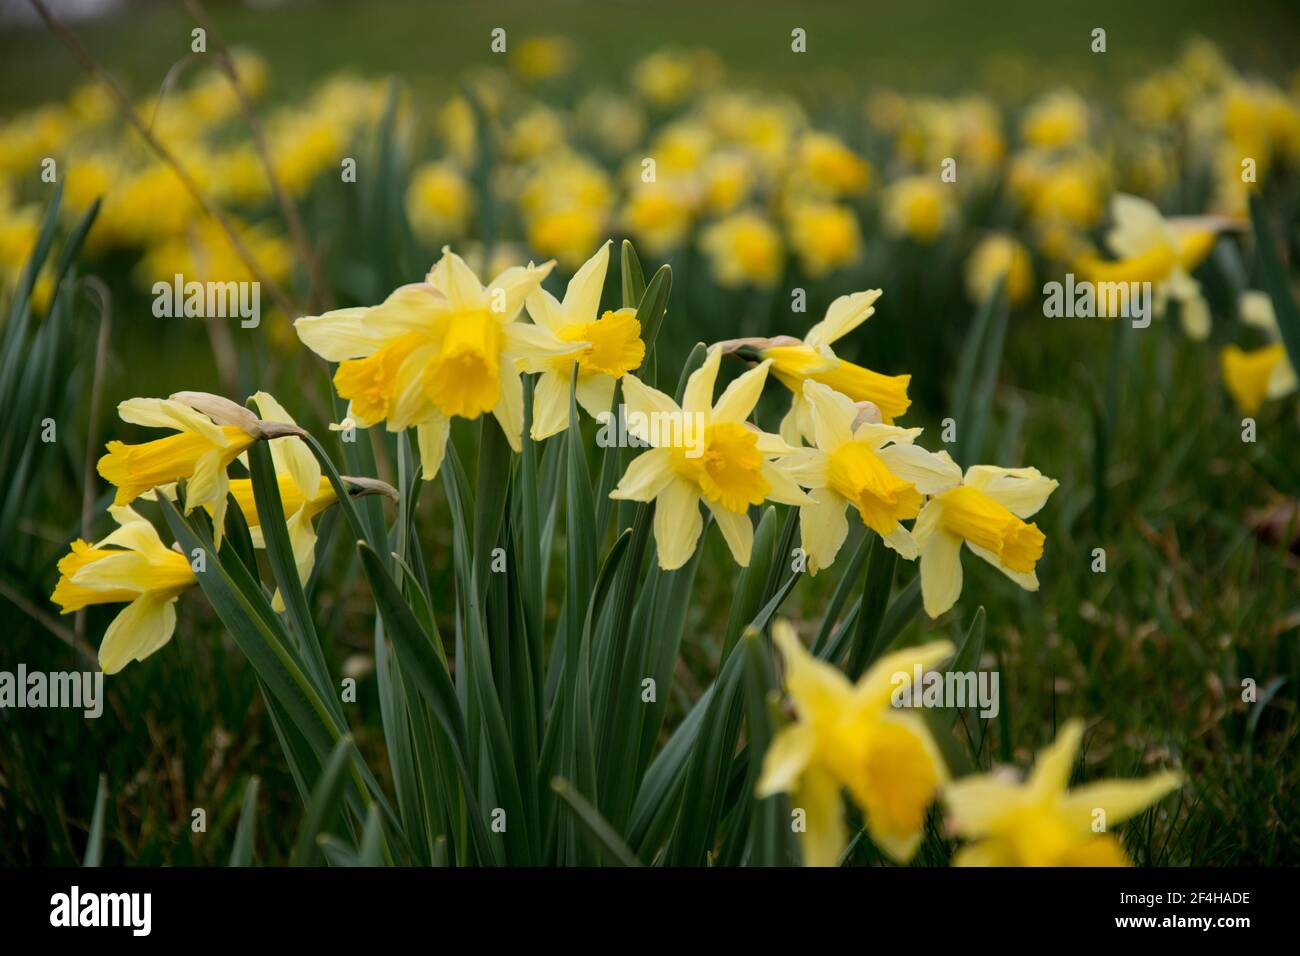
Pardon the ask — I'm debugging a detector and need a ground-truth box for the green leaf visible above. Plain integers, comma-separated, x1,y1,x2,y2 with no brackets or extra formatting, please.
229,777,260,867
357,540,500,864
844,534,897,679
620,239,647,309
551,777,641,866
82,773,108,867
292,735,354,866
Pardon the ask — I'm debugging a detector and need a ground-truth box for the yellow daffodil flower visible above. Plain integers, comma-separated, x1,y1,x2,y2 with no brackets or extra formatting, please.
699,210,784,289
914,458,1058,618
609,346,810,570
944,719,1182,866
882,174,954,244
782,381,960,573
1020,90,1089,149
1220,290,1298,415
51,506,198,674
407,161,473,242
725,290,911,441
96,392,291,546
758,619,954,865
786,201,862,277
965,233,1034,306
295,248,580,479
794,131,872,197
523,240,646,439
1077,193,1229,340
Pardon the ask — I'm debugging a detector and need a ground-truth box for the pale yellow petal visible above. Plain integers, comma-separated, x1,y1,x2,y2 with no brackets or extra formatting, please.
962,465,1058,518
562,239,611,320
682,345,721,417
1060,772,1182,828
98,594,178,674
756,723,816,797
711,359,771,423
1028,719,1085,799
653,477,703,570
706,500,754,566
919,528,963,618
799,487,849,574
492,365,525,452
803,379,856,450
293,306,379,361
610,448,676,502
804,289,882,349
530,371,571,441
416,415,451,480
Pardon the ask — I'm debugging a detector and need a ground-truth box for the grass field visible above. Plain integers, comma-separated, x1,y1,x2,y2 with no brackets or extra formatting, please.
2,0,1299,866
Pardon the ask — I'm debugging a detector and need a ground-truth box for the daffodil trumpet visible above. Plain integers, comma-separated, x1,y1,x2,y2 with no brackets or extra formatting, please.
96,391,311,548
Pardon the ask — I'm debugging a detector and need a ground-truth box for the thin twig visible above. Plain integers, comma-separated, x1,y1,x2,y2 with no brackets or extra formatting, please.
26,0,302,321
184,0,331,313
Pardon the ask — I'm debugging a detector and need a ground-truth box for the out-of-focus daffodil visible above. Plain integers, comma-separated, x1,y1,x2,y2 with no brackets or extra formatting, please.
882,175,954,244
1220,290,1298,415
296,248,577,478
758,619,954,865
965,233,1034,306
1077,193,1230,340
945,719,1182,866
786,201,861,277
51,506,197,674
1020,90,1089,149
914,459,1058,618
782,381,958,572
609,346,810,569
523,240,644,439
794,131,872,197
700,210,784,289
407,161,474,242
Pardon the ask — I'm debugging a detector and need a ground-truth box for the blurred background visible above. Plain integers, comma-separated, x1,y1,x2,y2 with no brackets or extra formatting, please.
2,0,1299,865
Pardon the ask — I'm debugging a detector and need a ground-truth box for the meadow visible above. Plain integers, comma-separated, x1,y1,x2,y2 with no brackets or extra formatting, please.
1,0,1298,866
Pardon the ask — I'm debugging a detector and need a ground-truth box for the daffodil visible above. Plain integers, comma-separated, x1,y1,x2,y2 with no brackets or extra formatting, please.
699,210,784,289
786,201,862,277
51,506,198,674
523,241,645,440
1077,193,1229,340
913,459,1058,618
96,392,298,546
757,620,954,865
295,248,580,479
944,719,1182,866
609,346,810,570
722,290,911,441
965,233,1034,306
782,381,960,573
882,174,954,244
1220,290,1298,415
